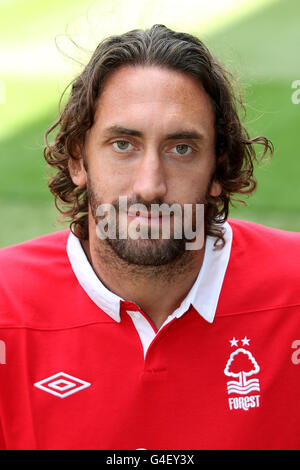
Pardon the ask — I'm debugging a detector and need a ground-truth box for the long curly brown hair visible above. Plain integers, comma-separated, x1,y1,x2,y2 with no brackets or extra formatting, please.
44,24,273,247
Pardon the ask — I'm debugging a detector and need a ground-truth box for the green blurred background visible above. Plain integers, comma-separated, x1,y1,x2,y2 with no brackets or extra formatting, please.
0,0,299,247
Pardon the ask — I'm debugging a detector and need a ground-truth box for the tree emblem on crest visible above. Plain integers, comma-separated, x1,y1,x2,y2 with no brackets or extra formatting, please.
224,348,260,394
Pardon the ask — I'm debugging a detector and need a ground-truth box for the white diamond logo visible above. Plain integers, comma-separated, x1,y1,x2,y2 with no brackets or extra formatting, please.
48,379,75,391
34,372,91,398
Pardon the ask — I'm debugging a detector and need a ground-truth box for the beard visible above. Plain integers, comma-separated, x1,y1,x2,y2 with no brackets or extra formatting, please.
106,228,187,266
86,177,209,268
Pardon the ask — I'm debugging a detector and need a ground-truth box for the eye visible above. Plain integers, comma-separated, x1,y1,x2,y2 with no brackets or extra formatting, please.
112,140,133,152
172,144,193,156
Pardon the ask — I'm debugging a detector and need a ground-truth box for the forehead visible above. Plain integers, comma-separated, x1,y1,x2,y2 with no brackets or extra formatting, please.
93,65,215,137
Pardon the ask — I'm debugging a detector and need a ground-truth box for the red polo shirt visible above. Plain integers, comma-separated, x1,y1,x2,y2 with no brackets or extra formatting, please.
0,218,299,449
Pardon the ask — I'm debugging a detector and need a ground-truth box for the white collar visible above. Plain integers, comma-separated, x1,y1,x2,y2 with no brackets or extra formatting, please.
66,221,232,324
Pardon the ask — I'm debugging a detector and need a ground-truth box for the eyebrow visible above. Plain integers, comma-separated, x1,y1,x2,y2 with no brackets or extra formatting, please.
102,125,204,141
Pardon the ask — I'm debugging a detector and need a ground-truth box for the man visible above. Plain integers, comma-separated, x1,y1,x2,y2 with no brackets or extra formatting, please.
0,24,299,450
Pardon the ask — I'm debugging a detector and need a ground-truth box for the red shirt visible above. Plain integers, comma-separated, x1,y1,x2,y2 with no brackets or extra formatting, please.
0,218,299,450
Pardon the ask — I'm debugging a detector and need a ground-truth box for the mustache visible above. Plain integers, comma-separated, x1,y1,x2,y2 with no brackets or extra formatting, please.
112,197,172,211
110,196,207,213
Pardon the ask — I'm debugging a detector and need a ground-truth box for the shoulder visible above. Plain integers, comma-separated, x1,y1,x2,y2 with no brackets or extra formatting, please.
0,230,110,329
0,230,72,324
0,230,70,274
219,218,300,314
227,218,300,266
228,217,300,245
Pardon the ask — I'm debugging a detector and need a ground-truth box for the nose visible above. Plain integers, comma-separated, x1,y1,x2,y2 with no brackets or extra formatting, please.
132,148,167,202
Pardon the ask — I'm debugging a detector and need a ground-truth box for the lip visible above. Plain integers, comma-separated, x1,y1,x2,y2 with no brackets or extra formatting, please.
127,211,172,218
127,212,160,218
128,212,160,219
126,211,170,224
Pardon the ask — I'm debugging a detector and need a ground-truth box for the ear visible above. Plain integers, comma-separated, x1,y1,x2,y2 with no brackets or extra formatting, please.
68,157,87,187
209,179,222,197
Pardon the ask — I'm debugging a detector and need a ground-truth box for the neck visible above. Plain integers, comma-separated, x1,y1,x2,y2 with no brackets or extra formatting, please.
81,224,205,330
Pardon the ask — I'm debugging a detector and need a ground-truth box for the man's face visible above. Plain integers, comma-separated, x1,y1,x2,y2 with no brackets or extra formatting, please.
70,65,221,265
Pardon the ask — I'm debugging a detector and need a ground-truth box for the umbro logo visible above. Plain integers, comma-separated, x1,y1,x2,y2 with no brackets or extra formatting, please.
34,372,91,398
